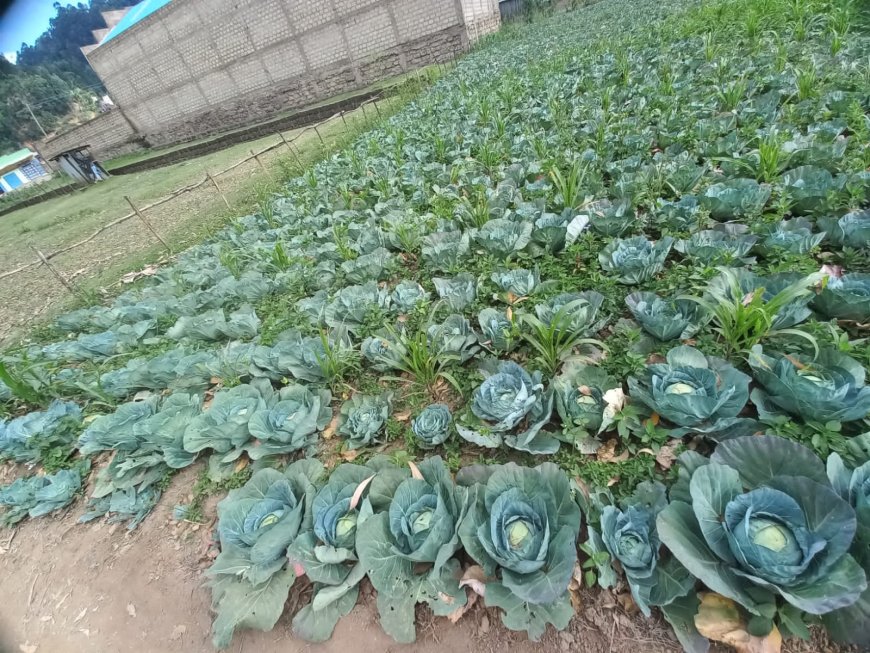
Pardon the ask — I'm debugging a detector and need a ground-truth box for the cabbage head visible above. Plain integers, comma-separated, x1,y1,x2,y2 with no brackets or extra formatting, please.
426,314,480,362
0,400,82,464
658,436,867,625
781,165,846,215
491,267,539,297
356,457,468,643
625,292,707,341
478,307,515,352
246,385,333,459
207,460,324,649
287,462,377,642
705,269,814,329
0,468,83,525
182,382,270,458
761,218,825,255
474,218,533,258
412,404,452,448
813,273,870,322
458,361,557,454
675,227,757,266
592,482,693,617
533,291,605,335
340,247,394,283
628,345,755,438
599,235,673,285
553,362,616,445
586,199,636,236
701,178,771,221
252,329,355,383
421,231,470,271
823,434,870,647
338,393,392,449
167,305,260,342
390,280,430,313
457,462,582,639
819,209,870,249
325,282,390,333
748,346,870,425
657,196,701,231
432,273,477,311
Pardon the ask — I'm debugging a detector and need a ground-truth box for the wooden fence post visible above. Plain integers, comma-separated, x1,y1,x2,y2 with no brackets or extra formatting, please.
124,195,171,253
250,149,274,183
372,98,382,118
29,244,77,294
340,112,349,131
207,171,230,210
313,125,326,148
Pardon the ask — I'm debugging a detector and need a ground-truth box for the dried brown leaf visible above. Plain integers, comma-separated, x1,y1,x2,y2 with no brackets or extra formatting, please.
695,593,782,653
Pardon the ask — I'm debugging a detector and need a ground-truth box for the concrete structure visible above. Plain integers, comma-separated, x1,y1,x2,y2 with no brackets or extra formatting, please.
71,0,499,150
39,107,144,162
0,149,51,194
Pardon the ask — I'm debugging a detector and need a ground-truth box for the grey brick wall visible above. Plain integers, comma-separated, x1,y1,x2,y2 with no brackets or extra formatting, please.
85,0,499,147
38,108,142,161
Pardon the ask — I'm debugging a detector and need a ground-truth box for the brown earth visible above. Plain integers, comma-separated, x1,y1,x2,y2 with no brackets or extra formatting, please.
0,463,846,653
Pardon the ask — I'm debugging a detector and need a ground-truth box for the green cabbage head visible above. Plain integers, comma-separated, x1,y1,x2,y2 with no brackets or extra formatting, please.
246,385,333,459
356,457,468,643
457,462,582,639
818,209,870,249
593,482,693,617
599,235,673,285
658,436,867,621
628,345,755,438
458,361,557,454
287,463,377,642
748,346,870,424
813,273,870,323
337,393,392,449
412,404,453,448
207,460,324,649
625,292,707,341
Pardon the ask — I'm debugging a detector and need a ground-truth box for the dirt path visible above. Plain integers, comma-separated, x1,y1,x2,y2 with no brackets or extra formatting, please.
0,464,686,653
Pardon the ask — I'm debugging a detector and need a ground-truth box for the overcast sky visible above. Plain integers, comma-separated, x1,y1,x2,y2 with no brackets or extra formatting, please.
0,0,63,62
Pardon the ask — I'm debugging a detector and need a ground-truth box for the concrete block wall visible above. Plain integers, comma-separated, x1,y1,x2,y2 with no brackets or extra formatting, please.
458,0,501,43
86,0,494,147
38,108,142,161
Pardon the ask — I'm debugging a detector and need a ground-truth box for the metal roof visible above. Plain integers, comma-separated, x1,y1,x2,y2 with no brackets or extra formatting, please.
100,0,173,45
0,148,35,173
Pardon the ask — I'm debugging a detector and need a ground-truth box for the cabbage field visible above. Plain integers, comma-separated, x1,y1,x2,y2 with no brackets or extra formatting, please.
2,0,870,650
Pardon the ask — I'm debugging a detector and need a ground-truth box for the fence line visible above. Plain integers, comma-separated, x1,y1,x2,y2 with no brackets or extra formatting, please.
0,98,382,286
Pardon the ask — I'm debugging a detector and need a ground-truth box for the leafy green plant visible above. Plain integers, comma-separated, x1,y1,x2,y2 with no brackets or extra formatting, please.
206,460,324,649
748,345,870,425
658,436,867,642
456,462,582,639
519,301,604,376
356,457,467,643
337,393,392,450
628,345,756,439
456,361,557,454
684,268,820,356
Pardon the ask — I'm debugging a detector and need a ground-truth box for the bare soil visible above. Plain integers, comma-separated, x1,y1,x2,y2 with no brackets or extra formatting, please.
0,462,846,653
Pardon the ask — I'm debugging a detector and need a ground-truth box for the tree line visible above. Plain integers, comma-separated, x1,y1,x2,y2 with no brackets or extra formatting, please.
1,0,130,152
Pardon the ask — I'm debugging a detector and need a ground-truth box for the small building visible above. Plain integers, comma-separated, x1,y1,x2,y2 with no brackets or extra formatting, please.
0,149,51,194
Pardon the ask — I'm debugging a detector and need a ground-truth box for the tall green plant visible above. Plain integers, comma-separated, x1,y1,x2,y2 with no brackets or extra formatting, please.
683,270,820,356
